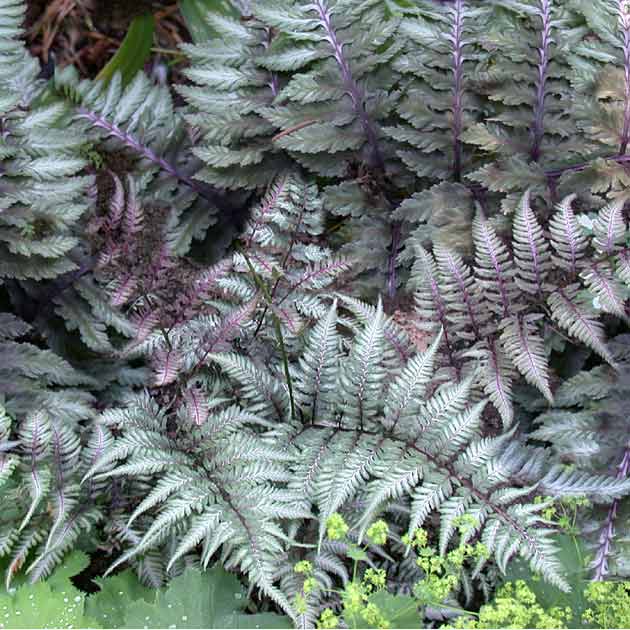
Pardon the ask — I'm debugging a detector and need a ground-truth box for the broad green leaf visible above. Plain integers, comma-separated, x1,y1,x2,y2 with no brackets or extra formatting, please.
179,0,240,43
46,551,90,591
367,591,423,629
85,570,153,627
97,14,155,85
346,546,369,562
121,566,291,628
0,552,100,629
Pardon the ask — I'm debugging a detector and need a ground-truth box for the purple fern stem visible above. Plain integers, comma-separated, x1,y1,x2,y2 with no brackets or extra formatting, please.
312,0,404,298
312,0,384,170
450,0,465,181
264,28,280,97
592,446,630,580
530,0,552,162
77,108,231,212
387,221,401,299
546,152,630,178
618,0,630,154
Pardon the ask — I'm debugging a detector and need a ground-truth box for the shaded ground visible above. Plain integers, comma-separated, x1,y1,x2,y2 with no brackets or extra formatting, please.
25,0,190,80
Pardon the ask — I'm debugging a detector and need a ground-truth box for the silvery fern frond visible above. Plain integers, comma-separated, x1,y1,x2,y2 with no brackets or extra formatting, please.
86,392,305,620
206,302,630,595
411,190,630,423
0,4,89,281
0,337,110,587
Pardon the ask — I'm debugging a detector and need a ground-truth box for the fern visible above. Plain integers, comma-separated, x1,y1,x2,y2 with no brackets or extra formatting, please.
96,300,630,611
177,0,630,277
410,190,630,426
86,392,305,619
529,334,630,580
180,1,405,291
0,340,112,586
0,0,90,281
112,172,350,392
4,0,630,615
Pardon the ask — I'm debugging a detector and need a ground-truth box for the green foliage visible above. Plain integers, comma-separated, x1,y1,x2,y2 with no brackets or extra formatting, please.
462,532,630,629
104,567,291,629
96,14,155,86
85,570,153,628
311,516,486,629
0,552,289,630
582,581,630,629
453,578,630,630
0,552,100,629
454,580,572,629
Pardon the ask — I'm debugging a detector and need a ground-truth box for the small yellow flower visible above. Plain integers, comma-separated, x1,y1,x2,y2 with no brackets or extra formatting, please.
303,577,317,595
294,560,313,575
295,593,307,615
343,581,368,616
326,513,349,540
362,602,390,628
366,520,389,545
317,609,339,629
364,568,387,590
412,528,428,548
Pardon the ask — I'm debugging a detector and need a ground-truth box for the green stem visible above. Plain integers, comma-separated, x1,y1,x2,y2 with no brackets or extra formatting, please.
237,244,296,420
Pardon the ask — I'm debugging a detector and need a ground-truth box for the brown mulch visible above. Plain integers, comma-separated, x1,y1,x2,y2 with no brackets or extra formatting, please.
25,0,191,80
390,309,431,353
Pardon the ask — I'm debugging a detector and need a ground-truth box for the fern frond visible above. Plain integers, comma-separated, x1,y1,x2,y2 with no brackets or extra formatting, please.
472,213,518,318
513,190,551,295
500,315,553,402
592,197,626,256
548,194,588,275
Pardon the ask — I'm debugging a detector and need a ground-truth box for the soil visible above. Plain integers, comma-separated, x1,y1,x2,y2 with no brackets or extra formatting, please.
25,0,191,80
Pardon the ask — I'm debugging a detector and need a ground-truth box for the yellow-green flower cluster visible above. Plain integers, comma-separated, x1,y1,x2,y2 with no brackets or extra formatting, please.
294,593,307,615
582,581,630,628
532,495,591,535
403,527,488,606
454,581,571,629
293,560,318,615
402,526,428,549
361,602,390,628
325,513,349,540
339,579,392,629
317,608,339,629
366,520,389,545
364,568,387,590
294,560,313,575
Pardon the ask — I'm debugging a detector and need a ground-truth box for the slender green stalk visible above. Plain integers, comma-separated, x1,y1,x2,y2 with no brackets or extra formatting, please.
237,244,296,420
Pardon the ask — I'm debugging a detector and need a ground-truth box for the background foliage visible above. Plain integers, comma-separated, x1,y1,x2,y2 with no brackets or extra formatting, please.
1,0,630,627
